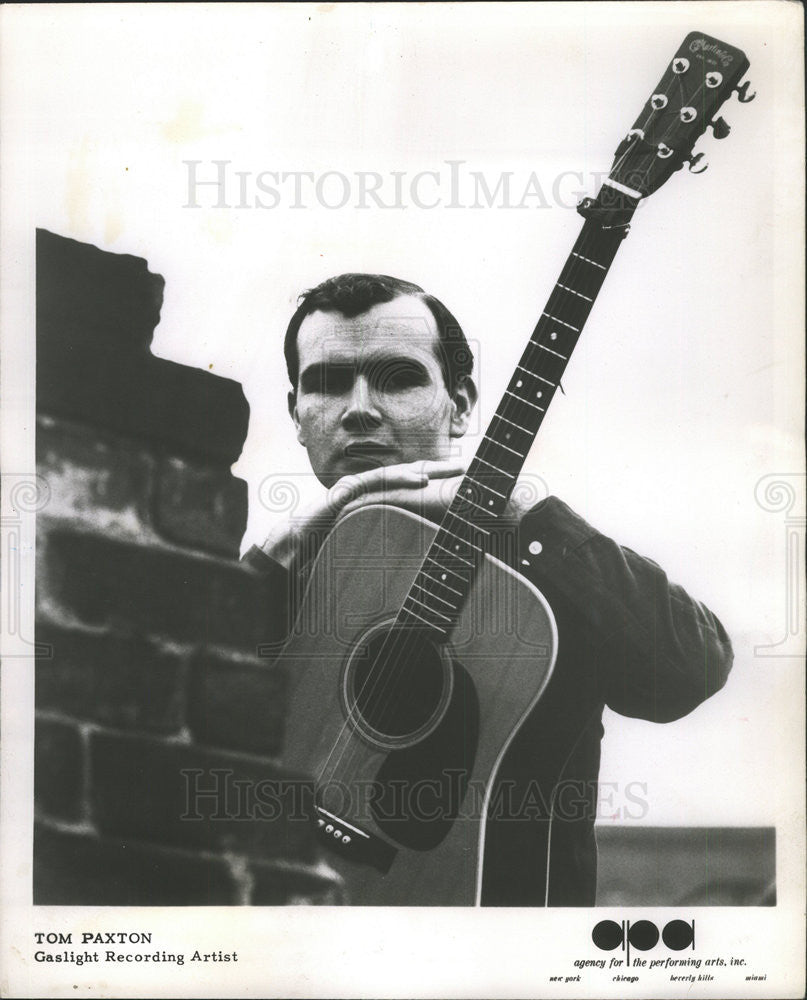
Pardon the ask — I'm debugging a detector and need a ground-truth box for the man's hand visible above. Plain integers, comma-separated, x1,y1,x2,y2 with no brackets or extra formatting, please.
259,460,465,570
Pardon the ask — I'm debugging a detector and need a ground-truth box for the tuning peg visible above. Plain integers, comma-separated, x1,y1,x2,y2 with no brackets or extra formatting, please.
686,152,708,174
735,80,756,103
711,116,731,139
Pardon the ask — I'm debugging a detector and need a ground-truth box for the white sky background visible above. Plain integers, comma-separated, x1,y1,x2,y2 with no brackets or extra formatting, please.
3,1,804,830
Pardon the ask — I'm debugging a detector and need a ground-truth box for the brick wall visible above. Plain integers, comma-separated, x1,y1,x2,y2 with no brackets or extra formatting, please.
34,229,344,905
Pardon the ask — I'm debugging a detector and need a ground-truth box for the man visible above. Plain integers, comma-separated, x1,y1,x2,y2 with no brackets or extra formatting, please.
242,272,733,906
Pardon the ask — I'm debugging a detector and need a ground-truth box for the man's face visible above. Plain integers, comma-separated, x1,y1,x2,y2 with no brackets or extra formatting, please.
290,295,475,486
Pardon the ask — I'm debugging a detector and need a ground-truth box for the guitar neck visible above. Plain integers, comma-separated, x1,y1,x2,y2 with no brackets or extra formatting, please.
396,184,640,638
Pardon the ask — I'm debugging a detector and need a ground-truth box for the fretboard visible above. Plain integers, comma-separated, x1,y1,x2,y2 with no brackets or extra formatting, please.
396,186,640,639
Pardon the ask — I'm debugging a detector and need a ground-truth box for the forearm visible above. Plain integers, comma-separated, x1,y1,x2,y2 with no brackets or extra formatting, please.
514,497,734,722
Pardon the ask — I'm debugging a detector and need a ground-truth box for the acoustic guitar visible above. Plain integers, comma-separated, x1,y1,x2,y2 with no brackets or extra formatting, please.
273,31,753,905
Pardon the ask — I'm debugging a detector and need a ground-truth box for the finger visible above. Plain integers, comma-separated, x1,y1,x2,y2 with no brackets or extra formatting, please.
327,465,427,510
339,488,424,517
416,460,466,480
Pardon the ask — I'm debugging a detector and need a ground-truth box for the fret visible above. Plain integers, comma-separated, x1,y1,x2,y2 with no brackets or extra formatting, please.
512,366,555,397
512,367,554,405
406,595,452,623
536,343,567,360
504,390,545,413
483,434,526,457
400,605,447,634
454,493,494,517
433,541,474,567
465,476,507,500
524,342,566,382
557,282,593,302
474,456,515,478
542,312,579,332
412,582,456,610
420,570,462,597
528,371,557,388
424,556,468,583
545,291,591,330
571,250,606,270
559,258,606,298
451,508,497,531
492,412,531,434
439,519,485,546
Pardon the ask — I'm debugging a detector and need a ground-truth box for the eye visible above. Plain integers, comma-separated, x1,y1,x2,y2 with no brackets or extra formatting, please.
323,364,354,394
375,359,426,391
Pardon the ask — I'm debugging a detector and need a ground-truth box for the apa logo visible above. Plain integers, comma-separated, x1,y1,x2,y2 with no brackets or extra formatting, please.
592,919,695,952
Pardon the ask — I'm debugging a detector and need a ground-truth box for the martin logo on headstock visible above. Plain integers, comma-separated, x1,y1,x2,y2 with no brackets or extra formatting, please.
688,36,736,67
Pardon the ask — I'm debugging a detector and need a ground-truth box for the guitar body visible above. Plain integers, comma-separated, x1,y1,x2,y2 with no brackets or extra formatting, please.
279,504,557,905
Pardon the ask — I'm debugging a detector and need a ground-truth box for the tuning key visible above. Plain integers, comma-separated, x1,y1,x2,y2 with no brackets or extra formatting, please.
686,152,708,174
711,117,731,139
735,80,756,103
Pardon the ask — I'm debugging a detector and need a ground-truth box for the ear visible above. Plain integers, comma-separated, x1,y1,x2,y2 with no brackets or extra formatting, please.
448,375,478,438
288,390,305,445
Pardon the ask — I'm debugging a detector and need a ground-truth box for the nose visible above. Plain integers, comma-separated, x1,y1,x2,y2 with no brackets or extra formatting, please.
340,373,382,432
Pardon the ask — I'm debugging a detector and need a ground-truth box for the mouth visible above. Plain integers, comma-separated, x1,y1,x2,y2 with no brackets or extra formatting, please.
342,442,395,466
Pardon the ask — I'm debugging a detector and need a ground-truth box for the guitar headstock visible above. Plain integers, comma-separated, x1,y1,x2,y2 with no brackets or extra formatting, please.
608,31,752,199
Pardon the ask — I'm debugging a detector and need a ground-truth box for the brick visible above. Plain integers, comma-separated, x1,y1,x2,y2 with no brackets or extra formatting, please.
187,649,285,756
35,622,185,734
37,415,155,535
35,717,85,822
38,337,250,467
90,731,317,863
37,228,164,354
155,457,247,558
250,862,346,905
37,230,250,465
34,822,237,905
42,529,282,650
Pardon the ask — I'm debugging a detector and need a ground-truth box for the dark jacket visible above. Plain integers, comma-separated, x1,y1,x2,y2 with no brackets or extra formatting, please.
243,496,733,905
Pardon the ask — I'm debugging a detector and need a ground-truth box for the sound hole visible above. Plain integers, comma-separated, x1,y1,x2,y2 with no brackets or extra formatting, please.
345,624,451,745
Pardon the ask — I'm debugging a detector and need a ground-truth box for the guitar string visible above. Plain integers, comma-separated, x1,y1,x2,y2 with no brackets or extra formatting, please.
314,75,705,802
313,220,629,795
314,217,636,797
315,115,670,793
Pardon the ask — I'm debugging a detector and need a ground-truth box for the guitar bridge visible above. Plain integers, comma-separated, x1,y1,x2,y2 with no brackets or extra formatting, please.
314,806,396,874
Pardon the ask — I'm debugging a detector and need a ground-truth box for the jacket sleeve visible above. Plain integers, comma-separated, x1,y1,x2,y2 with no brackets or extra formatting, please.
513,496,734,723
241,543,295,651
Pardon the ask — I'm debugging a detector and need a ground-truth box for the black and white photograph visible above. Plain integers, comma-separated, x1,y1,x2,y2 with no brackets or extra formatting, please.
0,2,804,997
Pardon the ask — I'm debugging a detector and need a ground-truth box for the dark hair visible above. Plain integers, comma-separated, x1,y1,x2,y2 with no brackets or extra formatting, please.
283,273,474,395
